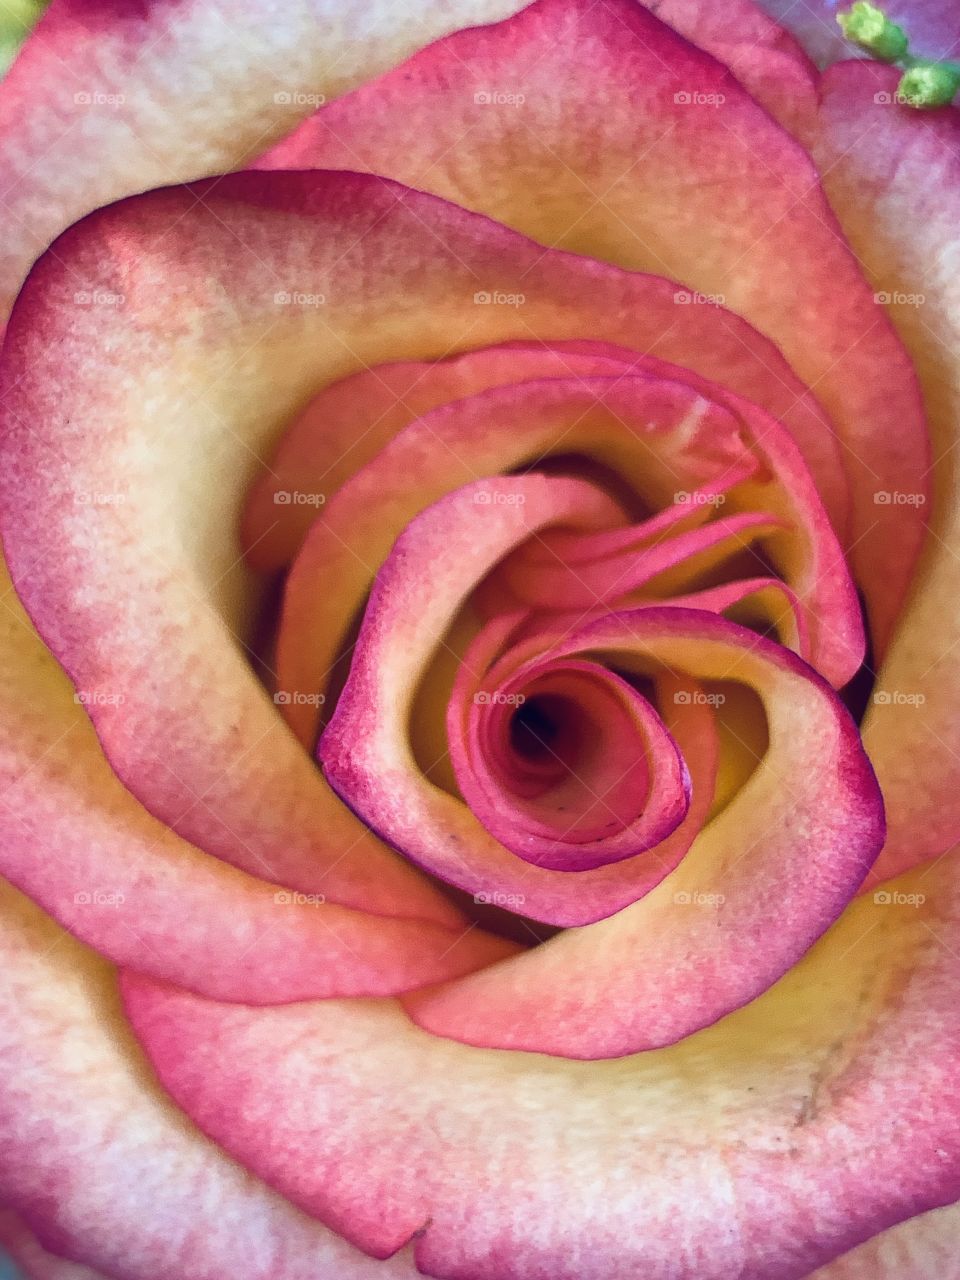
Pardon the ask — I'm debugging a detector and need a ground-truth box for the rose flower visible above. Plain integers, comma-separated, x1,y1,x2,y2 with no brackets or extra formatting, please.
0,1,958,1277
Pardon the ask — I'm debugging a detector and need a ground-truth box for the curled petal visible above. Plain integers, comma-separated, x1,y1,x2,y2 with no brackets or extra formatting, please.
451,656,690,871
500,512,788,606
278,371,860,766
535,578,809,662
319,455,879,966
319,474,703,925
277,371,747,746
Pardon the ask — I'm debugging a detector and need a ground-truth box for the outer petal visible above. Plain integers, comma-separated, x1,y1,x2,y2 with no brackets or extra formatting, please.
0,556,510,1001
124,855,960,1279
628,0,819,134
813,62,960,879
254,0,928,652
0,171,866,911
0,879,423,1280
0,0,527,320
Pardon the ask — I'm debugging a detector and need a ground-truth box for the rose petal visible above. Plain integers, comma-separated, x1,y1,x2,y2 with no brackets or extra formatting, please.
814,62,959,879
0,0,527,320
623,0,819,134
0,556,510,1001
450,656,691,871
534,577,809,662
123,856,960,1278
0,880,423,1280
253,0,928,652
448,607,719,886
276,370,743,747
500,512,788,606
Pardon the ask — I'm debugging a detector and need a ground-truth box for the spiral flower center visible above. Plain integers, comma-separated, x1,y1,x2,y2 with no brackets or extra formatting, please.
456,650,692,871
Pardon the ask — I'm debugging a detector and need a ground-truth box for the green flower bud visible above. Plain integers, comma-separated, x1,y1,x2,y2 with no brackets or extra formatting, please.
897,61,960,108
837,2,909,62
